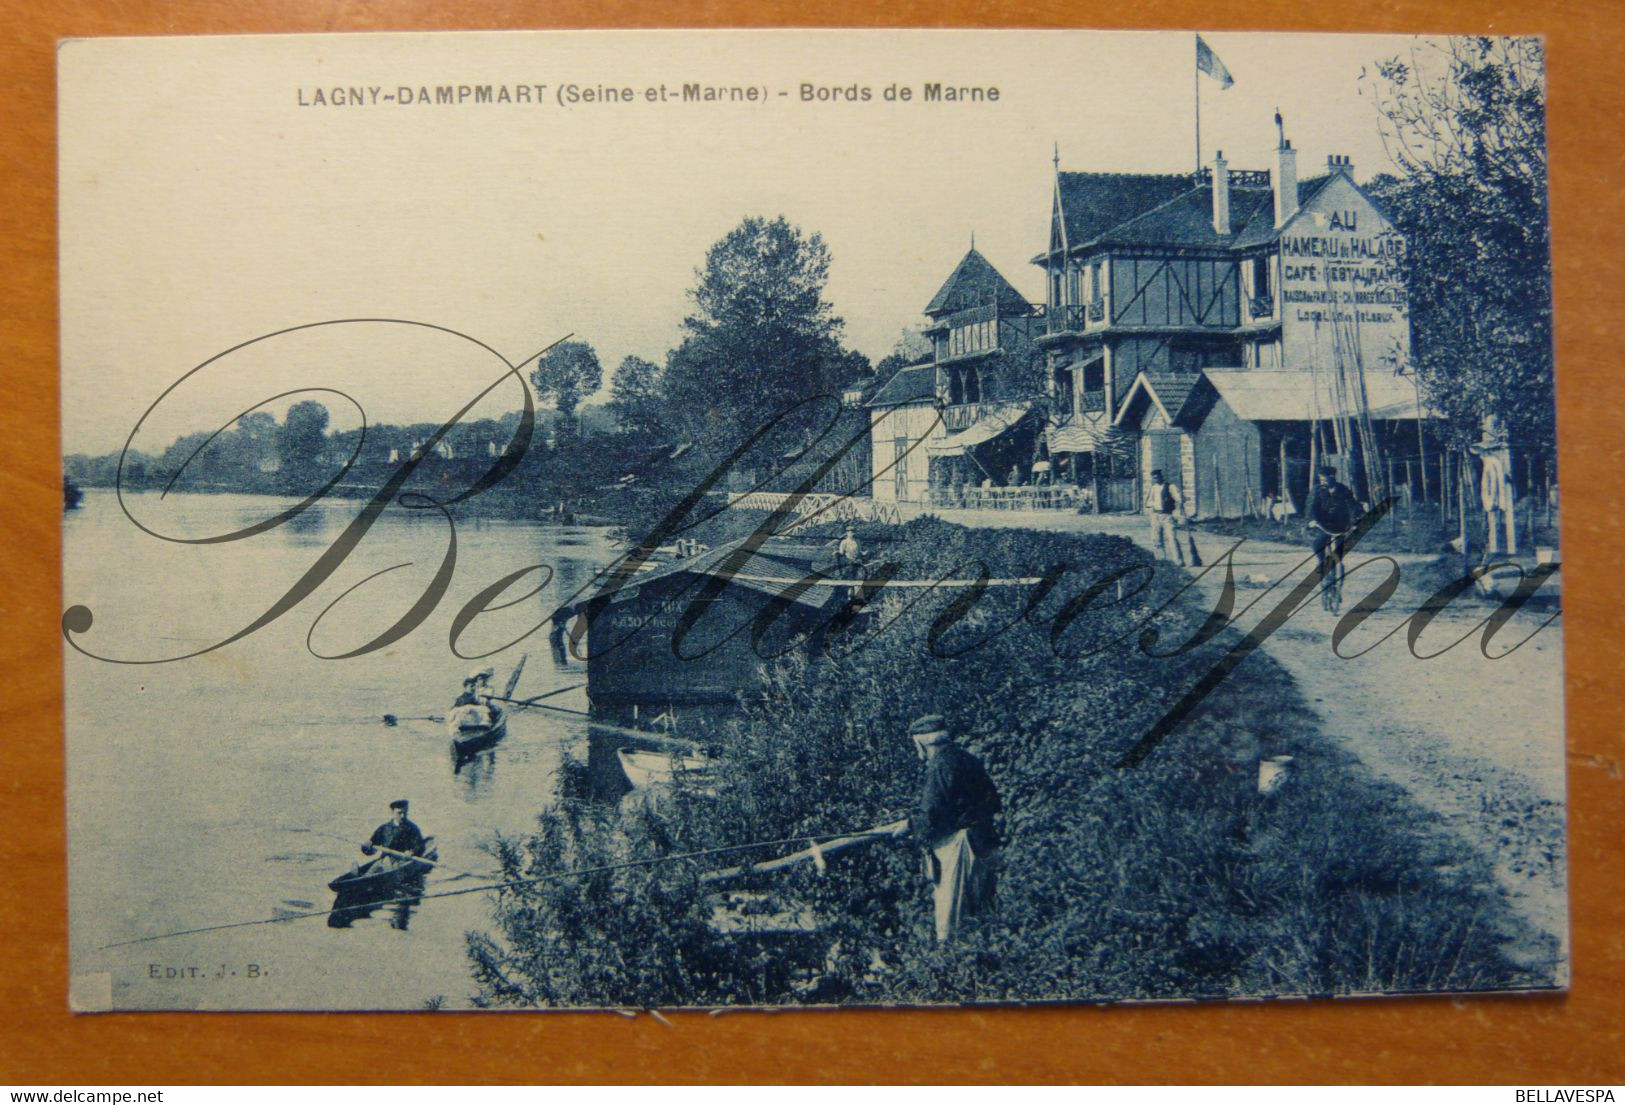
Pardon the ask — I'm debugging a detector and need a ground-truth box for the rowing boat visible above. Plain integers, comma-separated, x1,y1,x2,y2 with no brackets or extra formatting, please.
447,654,524,759
617,747,715,790
449,704,507,759
327,837,438,896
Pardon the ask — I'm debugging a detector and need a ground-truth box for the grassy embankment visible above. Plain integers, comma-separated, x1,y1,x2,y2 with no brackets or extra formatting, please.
466,515,1553,1008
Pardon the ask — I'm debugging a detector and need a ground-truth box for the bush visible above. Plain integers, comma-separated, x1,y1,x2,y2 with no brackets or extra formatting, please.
468,517,1548,1006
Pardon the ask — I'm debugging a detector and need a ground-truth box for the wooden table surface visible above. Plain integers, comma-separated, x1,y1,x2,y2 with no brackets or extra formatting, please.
3,0,1622,1085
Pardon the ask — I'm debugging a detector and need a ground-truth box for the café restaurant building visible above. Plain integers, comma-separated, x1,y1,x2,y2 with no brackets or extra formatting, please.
868,119,1431,517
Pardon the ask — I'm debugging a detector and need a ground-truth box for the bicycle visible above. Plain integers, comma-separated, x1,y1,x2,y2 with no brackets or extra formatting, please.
1310,523,1352,613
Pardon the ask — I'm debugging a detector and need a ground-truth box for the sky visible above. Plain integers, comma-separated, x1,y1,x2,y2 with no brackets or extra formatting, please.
59,29,1444,456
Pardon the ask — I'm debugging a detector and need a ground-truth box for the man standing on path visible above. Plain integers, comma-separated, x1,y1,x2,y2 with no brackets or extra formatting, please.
1145,468,1187,565
902,714,1002,944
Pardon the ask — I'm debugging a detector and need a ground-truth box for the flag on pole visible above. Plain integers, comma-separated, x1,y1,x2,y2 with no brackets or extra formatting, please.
1196,35,1234,89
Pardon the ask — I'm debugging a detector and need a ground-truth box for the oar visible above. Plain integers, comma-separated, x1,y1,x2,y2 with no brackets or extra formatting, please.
283,827,493,882
483,682,586,709
351,841,496,884
382,713,444,726
482,697,700,752
500,652,528,701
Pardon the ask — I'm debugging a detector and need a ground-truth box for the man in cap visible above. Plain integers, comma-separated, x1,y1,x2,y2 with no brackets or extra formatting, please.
1144,467,1187,565
362,799,427,867
903,713,1002,944
1306,465,1360,564
834,524,862,578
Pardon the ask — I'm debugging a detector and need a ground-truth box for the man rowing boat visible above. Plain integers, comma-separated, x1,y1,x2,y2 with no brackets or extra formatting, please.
362,799,427,869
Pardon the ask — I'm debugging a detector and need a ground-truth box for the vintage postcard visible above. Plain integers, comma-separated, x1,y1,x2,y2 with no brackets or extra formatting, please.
59,30,1564,1011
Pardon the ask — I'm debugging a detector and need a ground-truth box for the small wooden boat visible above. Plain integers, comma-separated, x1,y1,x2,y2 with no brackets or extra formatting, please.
449,704,507,759
327,837,438,896
447,654,524,760
617,747,715,790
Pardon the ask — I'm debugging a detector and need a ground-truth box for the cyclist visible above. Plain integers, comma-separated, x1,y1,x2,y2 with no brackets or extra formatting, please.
1306,465,1360,611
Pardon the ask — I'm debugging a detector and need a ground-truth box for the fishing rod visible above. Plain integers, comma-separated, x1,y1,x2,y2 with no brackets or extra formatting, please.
100,820,909,949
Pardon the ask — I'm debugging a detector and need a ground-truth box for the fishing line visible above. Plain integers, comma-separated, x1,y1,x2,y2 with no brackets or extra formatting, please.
98,823,904,949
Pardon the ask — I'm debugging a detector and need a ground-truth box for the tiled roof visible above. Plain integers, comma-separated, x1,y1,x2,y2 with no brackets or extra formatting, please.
866,362,936,407
1142,371,1201,421
1045,171,1347,253
1115,371,1204,426
1054,172,1195,251
924,249,1031,316
1095,187,1276,249
1231,174,1338,247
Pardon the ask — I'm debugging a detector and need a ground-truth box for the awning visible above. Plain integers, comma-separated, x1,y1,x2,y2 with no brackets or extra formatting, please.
1046,424,1099,454
1047,421,1137,457
926,403,1031,456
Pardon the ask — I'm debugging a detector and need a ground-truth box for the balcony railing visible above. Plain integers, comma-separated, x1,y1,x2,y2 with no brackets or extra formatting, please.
1087,299,1106,323
1044,304,1084,335
1249,294,1275,319
941,402,1002,431
1079,388,1106,413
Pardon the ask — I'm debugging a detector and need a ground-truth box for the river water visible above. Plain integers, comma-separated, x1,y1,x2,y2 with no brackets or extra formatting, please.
64,489,622,1010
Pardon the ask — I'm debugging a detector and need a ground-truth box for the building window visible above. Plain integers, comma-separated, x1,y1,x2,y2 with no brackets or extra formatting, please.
964,367,981,404
1067,264,1081,305
1090,260,1104,302
1252,254,1271,299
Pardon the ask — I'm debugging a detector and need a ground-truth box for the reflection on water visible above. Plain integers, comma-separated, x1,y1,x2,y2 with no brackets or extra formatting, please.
64,489,621,1010
453,746,498,788
327,875,428,931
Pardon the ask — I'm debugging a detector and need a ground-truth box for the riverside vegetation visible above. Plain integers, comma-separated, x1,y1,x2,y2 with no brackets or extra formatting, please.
465,516,1550,1007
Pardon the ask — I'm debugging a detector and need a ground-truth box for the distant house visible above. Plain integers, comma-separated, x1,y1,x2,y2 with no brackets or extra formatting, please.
1036,122,1427,516
867,248,1043,504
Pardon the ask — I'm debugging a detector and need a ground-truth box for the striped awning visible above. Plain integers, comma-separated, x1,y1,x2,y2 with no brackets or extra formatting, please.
1046,424,1099,454
1047,422,1137,458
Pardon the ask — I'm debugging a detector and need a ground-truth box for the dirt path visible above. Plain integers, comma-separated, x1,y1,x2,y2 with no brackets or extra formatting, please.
904,504,1569,979
1194,535,1567,978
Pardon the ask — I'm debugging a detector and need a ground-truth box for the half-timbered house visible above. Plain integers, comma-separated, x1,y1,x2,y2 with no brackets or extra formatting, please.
1039,124,1428,517
867,248,1044,504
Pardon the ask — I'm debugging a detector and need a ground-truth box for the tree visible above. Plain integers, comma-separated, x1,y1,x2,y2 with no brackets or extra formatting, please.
530,340,603,420
277,399,330,480
1364,37,1552,456
608,355,663,436
661,216,853,468
230,411,278,476
872,327,933,390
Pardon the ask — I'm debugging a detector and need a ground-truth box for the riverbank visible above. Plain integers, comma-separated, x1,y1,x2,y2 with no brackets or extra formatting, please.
465,516,1557,1007
851,501,1569,974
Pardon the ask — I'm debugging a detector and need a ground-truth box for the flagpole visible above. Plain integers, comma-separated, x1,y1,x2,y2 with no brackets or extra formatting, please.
1193,35,1201,177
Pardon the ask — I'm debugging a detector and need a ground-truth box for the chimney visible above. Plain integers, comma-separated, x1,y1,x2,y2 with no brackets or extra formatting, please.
1274,137,1299,228
1326,153,1354,177
1211,150,1231,235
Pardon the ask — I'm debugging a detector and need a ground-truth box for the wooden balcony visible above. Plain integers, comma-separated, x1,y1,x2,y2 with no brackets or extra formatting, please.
1044,304,1085,335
